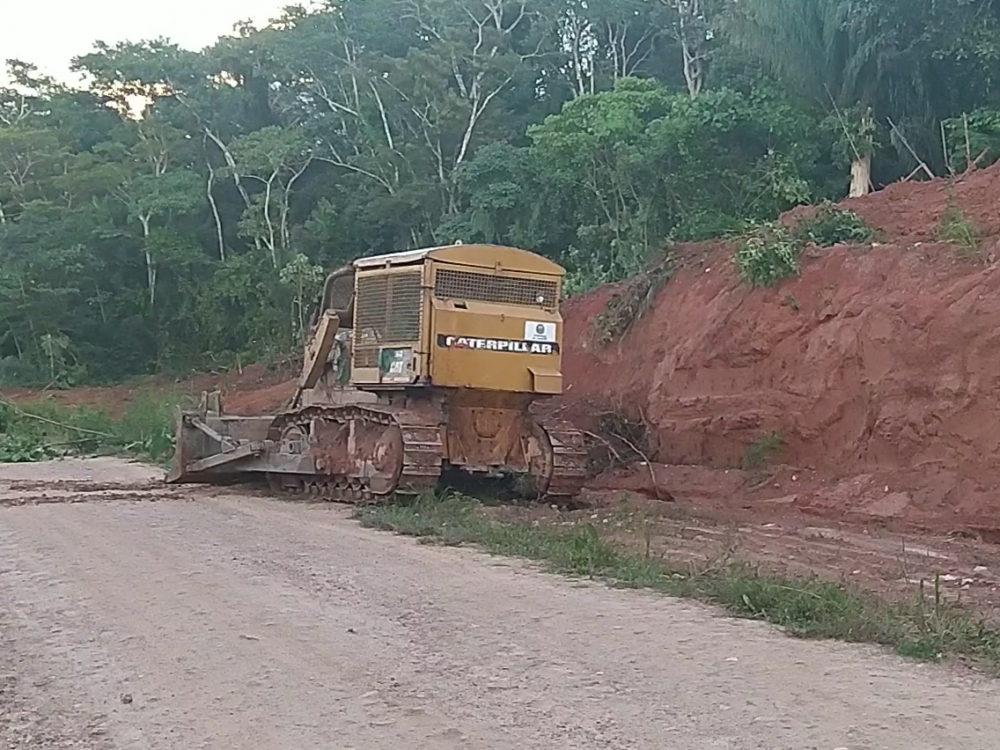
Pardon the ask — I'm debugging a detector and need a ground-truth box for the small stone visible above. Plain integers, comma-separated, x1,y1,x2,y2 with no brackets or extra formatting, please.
120,693,133,705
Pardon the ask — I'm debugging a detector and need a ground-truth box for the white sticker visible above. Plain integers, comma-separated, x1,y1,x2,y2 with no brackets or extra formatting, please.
525,321,557,343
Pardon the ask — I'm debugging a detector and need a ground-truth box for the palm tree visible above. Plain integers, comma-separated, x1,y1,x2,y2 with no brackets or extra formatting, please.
720,0,927,196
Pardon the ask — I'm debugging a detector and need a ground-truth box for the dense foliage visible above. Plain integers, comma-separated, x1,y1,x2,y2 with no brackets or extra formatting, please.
3,0,1000,384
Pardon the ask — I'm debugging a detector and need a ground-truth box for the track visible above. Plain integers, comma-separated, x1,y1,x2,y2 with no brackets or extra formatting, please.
265,405,445,502
262,406,588,503
538,417,589,498
3,458,1000,749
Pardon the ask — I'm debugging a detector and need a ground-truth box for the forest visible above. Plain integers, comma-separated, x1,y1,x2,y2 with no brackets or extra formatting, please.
2,0,1000,385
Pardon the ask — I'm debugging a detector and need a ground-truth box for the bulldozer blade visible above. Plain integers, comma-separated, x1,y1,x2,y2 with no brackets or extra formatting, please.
167,408,277,484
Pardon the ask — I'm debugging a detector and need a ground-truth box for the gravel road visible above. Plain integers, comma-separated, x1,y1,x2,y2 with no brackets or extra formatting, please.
1,458,999,750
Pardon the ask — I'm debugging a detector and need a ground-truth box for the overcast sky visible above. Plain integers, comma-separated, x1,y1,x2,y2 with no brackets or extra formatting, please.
2,0,296,85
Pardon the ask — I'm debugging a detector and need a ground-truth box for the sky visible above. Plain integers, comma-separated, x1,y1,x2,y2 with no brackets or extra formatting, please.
1,0,297,85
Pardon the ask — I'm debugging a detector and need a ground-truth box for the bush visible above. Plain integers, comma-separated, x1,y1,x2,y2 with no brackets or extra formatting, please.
793,202,875,246
734,223,802,287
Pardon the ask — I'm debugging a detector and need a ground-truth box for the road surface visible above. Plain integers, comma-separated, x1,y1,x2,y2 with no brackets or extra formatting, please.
0,458,997,750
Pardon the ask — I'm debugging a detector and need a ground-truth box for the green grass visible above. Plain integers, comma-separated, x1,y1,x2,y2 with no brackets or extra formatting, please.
0,393,178,465
742,431,787,470
358,493,1000,671
937,193,983,259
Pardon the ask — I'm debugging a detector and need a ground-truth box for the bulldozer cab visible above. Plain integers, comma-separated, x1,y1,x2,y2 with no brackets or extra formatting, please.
314,266,355,330
297,243,566,403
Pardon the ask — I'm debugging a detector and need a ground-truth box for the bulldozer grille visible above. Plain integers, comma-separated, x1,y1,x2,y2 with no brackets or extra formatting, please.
435,268,559,311
354,271,423,368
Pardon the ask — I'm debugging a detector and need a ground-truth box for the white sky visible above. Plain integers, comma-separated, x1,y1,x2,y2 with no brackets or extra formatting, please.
1,0,296,85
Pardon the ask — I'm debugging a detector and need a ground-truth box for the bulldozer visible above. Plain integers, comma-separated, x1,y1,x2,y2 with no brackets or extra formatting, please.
167,243,588,502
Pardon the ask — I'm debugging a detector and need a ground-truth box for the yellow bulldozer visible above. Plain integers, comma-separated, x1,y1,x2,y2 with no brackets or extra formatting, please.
167,243,588,502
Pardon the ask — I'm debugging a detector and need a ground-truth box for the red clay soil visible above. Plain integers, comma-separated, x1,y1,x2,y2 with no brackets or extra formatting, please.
556,161,1000,535
785,161,1000,249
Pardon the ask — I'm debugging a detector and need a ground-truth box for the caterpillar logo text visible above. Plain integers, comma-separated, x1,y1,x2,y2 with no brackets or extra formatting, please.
437,334,559,355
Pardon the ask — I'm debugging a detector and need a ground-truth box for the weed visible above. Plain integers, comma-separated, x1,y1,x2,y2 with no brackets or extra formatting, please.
0,395,177,465
793,202,876,247
742,431,786,470
0,433,61,462
734,223,802,287
594,256,674,345
116,394,178,462
359,494,1000,671
937,193,982,259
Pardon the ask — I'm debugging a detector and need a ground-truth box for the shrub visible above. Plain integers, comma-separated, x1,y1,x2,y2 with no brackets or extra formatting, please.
734,223,802,287
793,202,876,246
743,431,787,469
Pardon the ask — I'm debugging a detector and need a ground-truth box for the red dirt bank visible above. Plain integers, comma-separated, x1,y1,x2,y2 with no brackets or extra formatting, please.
558,162,1000,533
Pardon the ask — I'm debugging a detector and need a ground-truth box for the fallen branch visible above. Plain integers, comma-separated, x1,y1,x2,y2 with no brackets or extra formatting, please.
607,427,664,502
582,430,626,467
966,148,990,174
887,117,935,180
0,397,116,438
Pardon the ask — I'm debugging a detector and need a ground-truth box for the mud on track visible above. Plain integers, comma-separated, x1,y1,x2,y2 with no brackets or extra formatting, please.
3,457,1000,749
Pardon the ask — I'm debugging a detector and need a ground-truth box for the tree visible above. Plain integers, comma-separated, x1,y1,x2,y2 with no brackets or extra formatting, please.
227,126,315,268
103,119,202,307
720,0,1000,194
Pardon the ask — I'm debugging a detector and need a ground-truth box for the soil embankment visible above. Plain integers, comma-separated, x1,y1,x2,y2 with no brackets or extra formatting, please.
557,163,1000,531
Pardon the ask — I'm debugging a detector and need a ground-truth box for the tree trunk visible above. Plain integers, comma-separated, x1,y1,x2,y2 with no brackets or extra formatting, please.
139,215,157,307
206,164,226,262
849,154,871,198
145,252,157,308
682,44,703,98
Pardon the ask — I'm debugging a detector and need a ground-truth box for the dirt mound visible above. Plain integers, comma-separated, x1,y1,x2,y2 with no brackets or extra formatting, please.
557,163,1000,531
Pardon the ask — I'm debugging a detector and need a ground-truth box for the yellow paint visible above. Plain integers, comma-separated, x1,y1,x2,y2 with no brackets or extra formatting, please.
346,243,566,394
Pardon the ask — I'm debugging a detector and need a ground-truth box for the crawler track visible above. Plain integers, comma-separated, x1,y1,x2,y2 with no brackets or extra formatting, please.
262,407,588,504
264,405,443,503
536,418,589,499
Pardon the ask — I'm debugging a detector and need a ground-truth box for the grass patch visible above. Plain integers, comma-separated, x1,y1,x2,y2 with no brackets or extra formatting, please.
359,494,1000,671
937,192,982,259
742,431,787,470
0,393,178,465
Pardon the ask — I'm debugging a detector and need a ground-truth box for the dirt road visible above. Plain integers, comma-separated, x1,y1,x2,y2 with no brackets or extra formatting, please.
1,459,998,750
